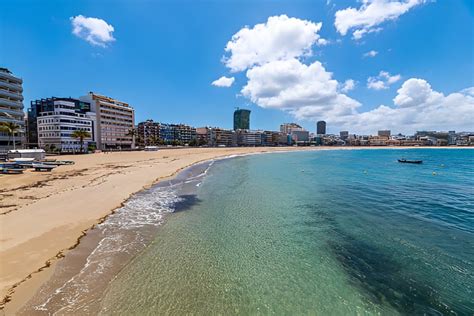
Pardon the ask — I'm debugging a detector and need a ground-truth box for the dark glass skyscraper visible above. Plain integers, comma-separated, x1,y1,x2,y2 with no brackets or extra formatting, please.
233,109,251,130
317,120,326,135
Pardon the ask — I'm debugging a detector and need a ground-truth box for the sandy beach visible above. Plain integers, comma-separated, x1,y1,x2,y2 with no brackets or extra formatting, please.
0,146,324,313
0,146,470,314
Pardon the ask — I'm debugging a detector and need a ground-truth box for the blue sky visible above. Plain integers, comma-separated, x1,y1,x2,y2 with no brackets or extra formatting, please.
1,0,473,134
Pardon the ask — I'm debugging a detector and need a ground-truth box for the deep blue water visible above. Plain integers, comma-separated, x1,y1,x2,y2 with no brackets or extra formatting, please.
99,149,474,315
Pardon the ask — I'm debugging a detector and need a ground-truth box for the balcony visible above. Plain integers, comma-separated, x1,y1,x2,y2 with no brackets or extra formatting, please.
0,115,25,125
0,98,23,110
0,80,23,92
0,107,24,118
0,72,22,84
0,89,23,101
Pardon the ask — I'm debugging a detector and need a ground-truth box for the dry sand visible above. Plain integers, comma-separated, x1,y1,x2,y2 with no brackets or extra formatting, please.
0,147,317,313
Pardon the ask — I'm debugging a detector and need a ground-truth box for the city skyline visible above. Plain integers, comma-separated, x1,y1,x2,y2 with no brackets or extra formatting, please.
1,1,473,135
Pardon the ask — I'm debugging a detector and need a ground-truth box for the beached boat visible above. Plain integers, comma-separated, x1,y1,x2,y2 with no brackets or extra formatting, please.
32,163,56,172
398,159,423,164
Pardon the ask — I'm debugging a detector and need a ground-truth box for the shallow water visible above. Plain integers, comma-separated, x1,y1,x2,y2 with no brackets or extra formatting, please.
93,149,474,315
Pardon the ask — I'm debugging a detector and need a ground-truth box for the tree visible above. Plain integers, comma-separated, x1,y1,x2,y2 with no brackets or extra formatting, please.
149,135,158,146
0,122,21,150
188,138,198,147
126,128,137,149
71,130,91,153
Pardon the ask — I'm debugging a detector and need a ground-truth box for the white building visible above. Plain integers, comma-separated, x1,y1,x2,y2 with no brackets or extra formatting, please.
37,99,96,153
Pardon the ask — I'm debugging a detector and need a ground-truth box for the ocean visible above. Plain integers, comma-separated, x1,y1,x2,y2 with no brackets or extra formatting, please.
22,149,474,315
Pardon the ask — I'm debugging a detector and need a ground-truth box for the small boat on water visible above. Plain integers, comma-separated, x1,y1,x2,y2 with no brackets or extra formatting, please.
398,159,423,164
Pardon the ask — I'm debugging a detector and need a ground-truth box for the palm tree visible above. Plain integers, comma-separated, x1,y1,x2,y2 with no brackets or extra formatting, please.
0,122,21,150
126,128,137,149
149,135,158,146
71,130,91,153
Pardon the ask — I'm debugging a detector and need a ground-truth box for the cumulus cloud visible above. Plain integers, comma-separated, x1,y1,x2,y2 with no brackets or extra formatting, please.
211,76,235,88
341,79,356,93
241,58,361,120
367,71,401,90
223,15,326,72
335,0,425,40
364,50,378,58
340,79,474,134
219,15,473,134
70,15,115,47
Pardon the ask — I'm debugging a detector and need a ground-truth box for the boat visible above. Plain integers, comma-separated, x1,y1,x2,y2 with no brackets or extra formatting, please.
398,159,423,164
32,163,56,172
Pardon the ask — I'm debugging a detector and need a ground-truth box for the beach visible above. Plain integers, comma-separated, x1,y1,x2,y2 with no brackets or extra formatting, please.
0,146,321,313
1,146,472,314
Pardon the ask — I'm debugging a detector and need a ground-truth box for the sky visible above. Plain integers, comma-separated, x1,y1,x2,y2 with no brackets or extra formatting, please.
1,0,473,135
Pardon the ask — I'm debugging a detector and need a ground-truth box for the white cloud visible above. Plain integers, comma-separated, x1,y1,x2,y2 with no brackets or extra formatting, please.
70,15,115,47
393,78,441,107
223,15,326,72
335,0,425,40
363,50,378,58
238,58,473,134
211,76,235,88
241,58,361,120
340,79,474,134
219,14,473,134
341,79,356,93
367,71,401,90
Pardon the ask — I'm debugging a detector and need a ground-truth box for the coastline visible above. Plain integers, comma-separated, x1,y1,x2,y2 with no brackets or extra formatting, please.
0,147,317,314
0,146,470,314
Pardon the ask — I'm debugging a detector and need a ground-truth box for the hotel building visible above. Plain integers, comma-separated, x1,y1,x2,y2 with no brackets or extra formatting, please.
35,98,96,152
0,68,25,149
80,92,135,150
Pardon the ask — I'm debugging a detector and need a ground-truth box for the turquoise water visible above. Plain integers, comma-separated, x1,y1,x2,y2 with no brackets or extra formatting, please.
99,149,474,315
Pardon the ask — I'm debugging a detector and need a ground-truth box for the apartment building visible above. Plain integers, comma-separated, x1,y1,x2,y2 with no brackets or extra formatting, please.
196,127,236,147
159,123,196,144
80,92,135,150
137,119,160,146
237,130,264,146
0,68,25,149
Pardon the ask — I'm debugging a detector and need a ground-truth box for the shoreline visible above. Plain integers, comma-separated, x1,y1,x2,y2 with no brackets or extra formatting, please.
1,146,471,314
0,147,314,314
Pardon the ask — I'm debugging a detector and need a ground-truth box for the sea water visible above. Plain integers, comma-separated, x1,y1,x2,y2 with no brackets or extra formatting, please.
94,149,474,315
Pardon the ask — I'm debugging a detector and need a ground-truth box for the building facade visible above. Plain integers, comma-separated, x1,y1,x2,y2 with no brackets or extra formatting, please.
233,109,251,130
174,124,197,144
0,68,25,149
291,130,310,143
378,130,391,138
137,120,160,146
237,130,264,146
316,121,326,135
36,98,96,152
28,97,93,148
280,123,303,134
80,92,135,150
196,127,236,147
